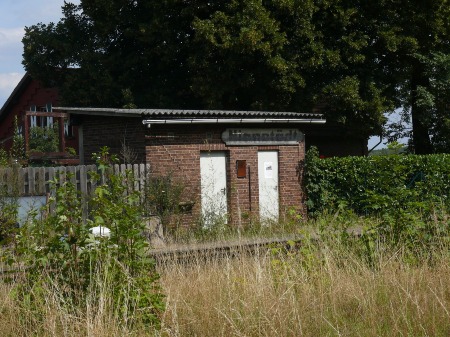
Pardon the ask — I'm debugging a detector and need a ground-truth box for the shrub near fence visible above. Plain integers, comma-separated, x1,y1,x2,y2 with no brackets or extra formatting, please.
0,164,150,226
305,148,450,217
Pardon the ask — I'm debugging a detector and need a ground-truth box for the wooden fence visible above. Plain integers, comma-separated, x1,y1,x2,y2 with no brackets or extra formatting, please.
0,164,150,197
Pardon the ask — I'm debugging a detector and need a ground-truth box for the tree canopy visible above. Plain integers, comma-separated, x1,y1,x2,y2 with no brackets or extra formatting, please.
375,0,450,153
22,0,450,152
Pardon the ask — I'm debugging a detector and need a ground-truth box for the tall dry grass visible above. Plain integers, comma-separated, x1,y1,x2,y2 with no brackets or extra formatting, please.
159,243,450,336
0,265,158,337
1,238,449,336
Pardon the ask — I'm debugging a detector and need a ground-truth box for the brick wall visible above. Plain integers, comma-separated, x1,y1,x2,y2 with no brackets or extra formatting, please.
145,124,306,226
82,116,146,164
81,118,306,227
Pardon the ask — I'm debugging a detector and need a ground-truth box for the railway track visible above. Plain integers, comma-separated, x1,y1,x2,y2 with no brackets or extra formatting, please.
0,236,304,277
150,235,303,266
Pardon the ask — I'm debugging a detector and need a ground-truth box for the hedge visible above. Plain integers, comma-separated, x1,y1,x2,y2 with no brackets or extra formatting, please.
305,148,450,217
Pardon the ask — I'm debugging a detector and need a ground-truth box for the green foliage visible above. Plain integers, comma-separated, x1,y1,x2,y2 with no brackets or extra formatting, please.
386,140,405,154
416,52,450,153
21,0,450,147
0,148,8,167
7,147,164,330
305,147,450,251
369,143,408,156
142,174,184,223
377,1,450,153
23,0,449,150
306,148,450,214
190,0,297,110
22,0,417,138
0,156,21,246
121,88,137,109
0,206,18,245
29,124,59,153
10,116,26,163
65,146,77,156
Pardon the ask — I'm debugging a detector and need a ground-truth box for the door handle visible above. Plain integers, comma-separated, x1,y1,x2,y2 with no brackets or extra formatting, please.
221,188,226,195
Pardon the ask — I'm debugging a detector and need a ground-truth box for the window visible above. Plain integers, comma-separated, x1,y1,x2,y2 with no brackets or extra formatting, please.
64,119,73,137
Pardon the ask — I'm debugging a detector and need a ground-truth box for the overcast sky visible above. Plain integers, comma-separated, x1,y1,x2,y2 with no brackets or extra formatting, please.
0,0,80,108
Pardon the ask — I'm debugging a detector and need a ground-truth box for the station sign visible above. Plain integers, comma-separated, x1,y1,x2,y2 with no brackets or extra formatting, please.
222,128,304,145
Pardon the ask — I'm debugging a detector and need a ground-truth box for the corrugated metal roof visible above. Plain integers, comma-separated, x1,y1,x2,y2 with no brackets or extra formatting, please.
53,107,324,119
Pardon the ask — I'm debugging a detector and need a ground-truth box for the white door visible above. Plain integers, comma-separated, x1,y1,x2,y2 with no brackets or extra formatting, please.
200,152,228,227
258,151,279,223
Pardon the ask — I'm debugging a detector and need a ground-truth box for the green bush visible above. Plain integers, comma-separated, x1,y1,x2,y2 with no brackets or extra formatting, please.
7,147,164,330
305,148,450,216
0,162,21,246
142,174,184,222
305,148,450,251
29,124,59,153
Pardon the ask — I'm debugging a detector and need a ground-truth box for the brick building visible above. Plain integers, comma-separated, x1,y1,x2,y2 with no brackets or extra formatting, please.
0,76,369,226
56,107,330,226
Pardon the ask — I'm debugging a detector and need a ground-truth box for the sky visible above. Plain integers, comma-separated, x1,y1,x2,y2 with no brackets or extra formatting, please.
0,0,80,108
0,0,397,149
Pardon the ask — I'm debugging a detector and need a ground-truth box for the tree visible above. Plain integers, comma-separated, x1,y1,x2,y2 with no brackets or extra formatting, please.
182,0,390,136
23,0,203,108
373,0,450,153
417,52,450,152
22,0,449,146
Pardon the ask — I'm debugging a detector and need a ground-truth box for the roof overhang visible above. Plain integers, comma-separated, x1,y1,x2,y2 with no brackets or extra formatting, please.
54,107,326,124
142,118,326,126
53,107,143,117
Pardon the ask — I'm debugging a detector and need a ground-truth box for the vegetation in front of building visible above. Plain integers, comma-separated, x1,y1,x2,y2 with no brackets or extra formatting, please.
156,222,449,337
0,116,74,167
28,123,60,153
1,213,448,336
305,147,450,264
0,145,449,335
0,122,22,244
305,147,450,215
142,173,184,228
1,147,165,333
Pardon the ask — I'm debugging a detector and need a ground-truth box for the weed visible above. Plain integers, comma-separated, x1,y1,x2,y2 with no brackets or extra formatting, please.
3,147,164,332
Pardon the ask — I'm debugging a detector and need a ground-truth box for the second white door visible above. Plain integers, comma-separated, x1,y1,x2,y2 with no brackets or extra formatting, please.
258,151,279,223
